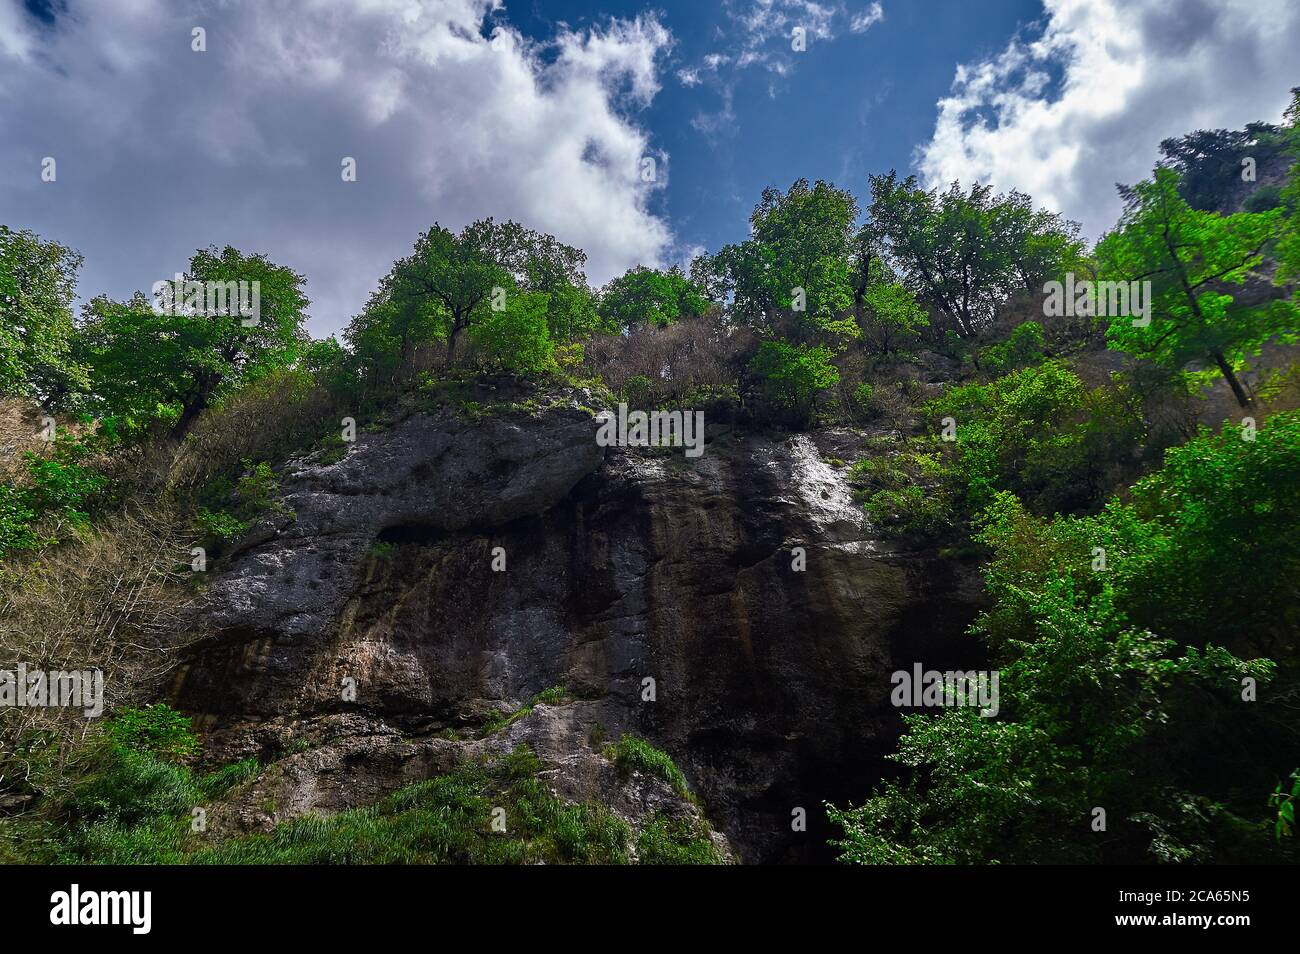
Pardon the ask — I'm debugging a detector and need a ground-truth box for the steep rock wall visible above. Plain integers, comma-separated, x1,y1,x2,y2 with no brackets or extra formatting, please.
171,395,983,862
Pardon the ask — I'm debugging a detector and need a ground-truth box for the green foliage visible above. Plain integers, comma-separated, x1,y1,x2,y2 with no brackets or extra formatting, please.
0,433,109,560
191,747,632,865
979,321,1045,376
470,290,555,374
607,734,690,797
105,705,200,763
849,448,952,536
1272,771,1299,841
478,686,570,735
599,266,708,330
748,341,839,423
1277,90,1300,287
708,179,861,336
852,381,875,416
0,225,86,401
925,360,1140,517
1158,121,1289,211
73,246,310,435
191,460,285,549
192,508,247,544
867,173,1084,336
0,483,42,554
1243,184,1284,213
1098,167,1297,408
859,280,928,354
621,373,654,407
635,813,725,864
355,218,590,373
830,418,1300,864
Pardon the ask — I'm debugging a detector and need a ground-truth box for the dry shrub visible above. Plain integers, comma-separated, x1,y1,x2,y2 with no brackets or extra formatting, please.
583,314,753,407
0,398,46,483
0,397,96,482
0,498,199,801
167,368,343,495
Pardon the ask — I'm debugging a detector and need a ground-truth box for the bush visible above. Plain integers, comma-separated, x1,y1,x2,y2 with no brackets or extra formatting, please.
829,417,1300,864
848,448,953,536
979,321,1045,376
1243,183,1283,212
105,704,199,763
925,359,1141,517
747,341,839,424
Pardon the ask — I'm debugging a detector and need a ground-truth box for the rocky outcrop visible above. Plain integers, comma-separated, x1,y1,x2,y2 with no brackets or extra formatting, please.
171,389,984,863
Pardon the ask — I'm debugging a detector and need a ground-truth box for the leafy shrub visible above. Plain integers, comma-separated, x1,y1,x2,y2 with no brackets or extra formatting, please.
1243,183,1283,212
848,449,953,536
0,482,42,554
105,704,200,763
829,418,1300,864
192,507,247,544
747,341,839,424
925,360,1141,517
979,321,1045,376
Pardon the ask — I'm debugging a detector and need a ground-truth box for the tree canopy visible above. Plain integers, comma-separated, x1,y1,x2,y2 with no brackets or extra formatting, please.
1098,167,1296,407
0,225,85,403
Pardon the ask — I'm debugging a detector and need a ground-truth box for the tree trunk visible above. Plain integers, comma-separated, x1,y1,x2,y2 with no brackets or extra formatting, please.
170,399,205,440
446,324,461,364
1212,351,1252,408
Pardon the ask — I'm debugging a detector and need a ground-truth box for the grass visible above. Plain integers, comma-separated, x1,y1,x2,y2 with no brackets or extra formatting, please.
606,734,690,798
0,703,725,866
478,685,570,736
636,813,726,865
191,746,633,865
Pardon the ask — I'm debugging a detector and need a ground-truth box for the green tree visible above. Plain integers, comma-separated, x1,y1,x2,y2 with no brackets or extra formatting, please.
380,219,589,364
1098,167,1296,408
1158,120,1288,212
598,266,708,330
866,173,1083,337
0,225,86,402
74,247,309,436
860,281,928,355
471,290,555,375
714,179,861,338
1275,90,1300,287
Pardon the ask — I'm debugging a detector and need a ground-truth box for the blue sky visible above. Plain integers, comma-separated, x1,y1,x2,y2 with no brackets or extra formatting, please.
2,0,1297,336
509,0,1042,259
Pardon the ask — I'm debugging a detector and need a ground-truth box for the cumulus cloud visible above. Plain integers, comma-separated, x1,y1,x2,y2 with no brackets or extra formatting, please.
916,0,1300,238
0,0,676,335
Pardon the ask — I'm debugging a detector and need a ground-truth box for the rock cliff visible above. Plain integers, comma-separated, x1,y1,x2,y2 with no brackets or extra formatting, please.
170,387,984,862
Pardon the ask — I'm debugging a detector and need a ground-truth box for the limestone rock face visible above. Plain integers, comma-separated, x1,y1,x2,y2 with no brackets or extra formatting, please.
173,394,982,863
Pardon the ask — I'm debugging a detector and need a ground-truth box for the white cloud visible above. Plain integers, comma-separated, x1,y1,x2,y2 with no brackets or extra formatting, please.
849,2,884,33
916,0,1300,238
682,1,883,138
0,0,676,336
681,0,882,84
